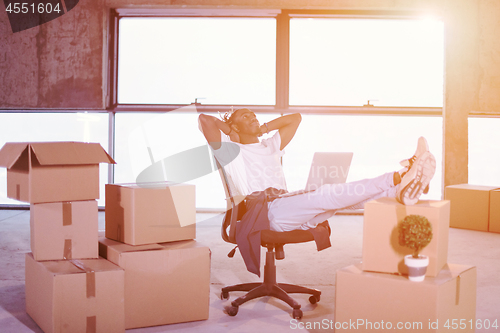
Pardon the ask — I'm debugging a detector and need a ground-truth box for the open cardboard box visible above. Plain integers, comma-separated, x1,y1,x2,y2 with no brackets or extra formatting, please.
362,197,450,277
105,182,196,245
25,253,125,333
0,142,115,203
30,200,99,261
335,263,476,332
98,237,210,329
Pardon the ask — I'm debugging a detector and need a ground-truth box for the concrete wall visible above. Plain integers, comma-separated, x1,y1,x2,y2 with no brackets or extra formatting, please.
442,0,500,188
0,0,105,108
1,0,500,191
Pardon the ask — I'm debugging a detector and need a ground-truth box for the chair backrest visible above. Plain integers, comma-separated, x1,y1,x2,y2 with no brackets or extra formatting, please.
216,159,245,244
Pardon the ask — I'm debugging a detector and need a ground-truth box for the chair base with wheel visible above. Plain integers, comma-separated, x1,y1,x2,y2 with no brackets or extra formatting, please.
221,243,323,319
220,219,330,319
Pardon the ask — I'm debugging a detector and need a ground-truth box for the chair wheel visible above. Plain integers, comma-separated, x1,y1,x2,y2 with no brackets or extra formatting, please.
309,295,320,304
220,291,229,300
292,308,303,319
225,305,239,316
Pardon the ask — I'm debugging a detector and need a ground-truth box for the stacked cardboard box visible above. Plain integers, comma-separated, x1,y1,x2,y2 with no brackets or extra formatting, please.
99,237,210,329
335,264,476,332
30,200,99,261
335,197,477,331
0,142,124,333
0,143,211,330
361,198,450,277
100,182,210,329
445,184,500,233
105,182,196,245
25,254,125,333
0,142,114,204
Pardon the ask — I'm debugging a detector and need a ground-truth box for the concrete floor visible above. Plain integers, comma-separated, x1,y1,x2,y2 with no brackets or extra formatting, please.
0,209,499,333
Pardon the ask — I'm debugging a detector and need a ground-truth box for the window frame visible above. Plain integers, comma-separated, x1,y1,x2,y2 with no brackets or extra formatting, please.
106,8,444,117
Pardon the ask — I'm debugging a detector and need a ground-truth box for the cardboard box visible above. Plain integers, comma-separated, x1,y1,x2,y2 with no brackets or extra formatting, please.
0,142,115,203
335,264,476,332
489,189,500,233
98,237,210,329
105,182,196,245
25,253,125,333
444,184,499,232
30,200,99,261
362,197,450,277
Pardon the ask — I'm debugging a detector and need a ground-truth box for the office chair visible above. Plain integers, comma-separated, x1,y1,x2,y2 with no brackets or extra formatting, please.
217,162,331,319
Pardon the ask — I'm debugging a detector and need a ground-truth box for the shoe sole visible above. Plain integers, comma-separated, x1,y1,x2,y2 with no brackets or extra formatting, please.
398,152,436,205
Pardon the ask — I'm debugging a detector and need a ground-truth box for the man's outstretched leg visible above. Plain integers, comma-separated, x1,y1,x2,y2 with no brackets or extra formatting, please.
268,171,399,231
268,137,437,232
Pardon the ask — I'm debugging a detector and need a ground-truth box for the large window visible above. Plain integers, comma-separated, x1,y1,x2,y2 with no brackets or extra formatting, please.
118,17,276,105
115,14,444,109
289,18,444,107
469,117,500,187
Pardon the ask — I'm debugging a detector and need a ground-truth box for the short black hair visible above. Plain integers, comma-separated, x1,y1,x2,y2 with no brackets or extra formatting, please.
221,108,250,125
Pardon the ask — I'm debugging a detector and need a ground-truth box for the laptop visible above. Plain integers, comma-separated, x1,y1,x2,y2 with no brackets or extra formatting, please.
279,152,353,198
304,152,353,191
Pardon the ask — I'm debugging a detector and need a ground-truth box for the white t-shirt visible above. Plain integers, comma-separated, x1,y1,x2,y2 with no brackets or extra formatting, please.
213,132,287,197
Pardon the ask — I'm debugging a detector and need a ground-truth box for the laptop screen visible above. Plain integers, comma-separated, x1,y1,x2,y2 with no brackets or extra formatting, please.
305,152,353,191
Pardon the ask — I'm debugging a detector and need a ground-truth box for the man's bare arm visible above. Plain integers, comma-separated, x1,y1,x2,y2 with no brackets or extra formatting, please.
198,114,239,149
260,113,302,150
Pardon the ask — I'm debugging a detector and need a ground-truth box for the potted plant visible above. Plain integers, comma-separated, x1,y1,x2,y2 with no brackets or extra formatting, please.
398,214,433,282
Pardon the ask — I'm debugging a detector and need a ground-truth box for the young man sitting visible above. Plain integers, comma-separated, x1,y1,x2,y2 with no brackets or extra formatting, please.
198,109,436,233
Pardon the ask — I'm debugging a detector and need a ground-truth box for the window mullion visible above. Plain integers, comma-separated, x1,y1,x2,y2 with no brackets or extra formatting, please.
276,13,290,113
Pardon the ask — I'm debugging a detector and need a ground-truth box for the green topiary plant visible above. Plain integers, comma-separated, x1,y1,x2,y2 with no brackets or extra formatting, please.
398,214,433,259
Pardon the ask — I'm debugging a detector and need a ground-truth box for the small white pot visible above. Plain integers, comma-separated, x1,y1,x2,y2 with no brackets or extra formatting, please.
404,254,429,282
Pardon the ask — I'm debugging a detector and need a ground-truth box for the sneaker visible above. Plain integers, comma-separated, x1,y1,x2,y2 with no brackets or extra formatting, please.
399,136,431,195
399,136,429,169
397,151,436,205
396,137,436,205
